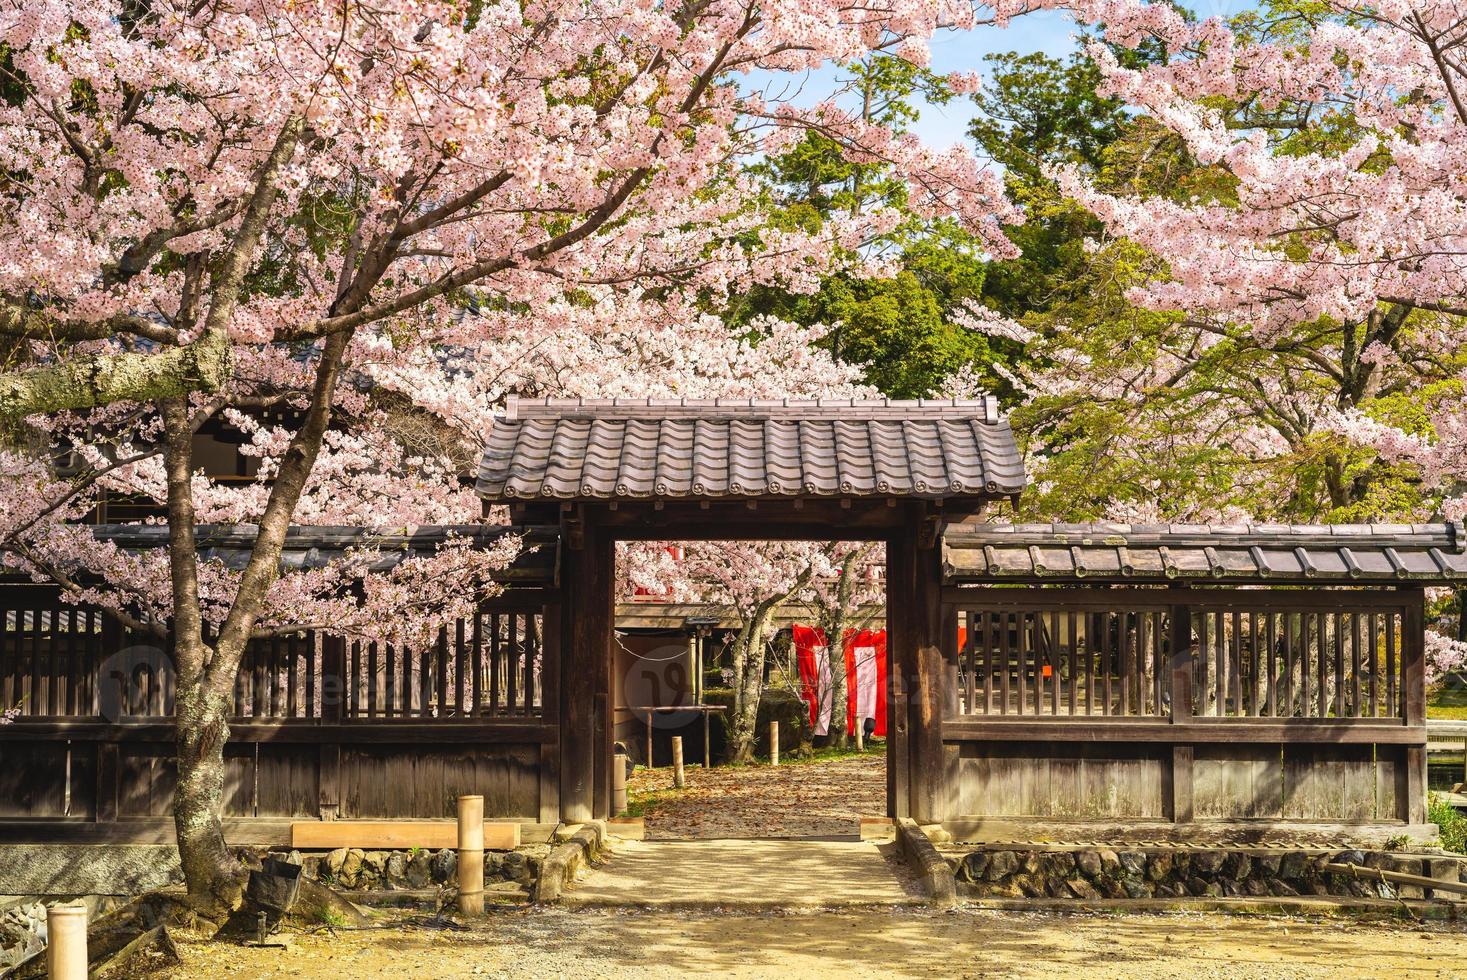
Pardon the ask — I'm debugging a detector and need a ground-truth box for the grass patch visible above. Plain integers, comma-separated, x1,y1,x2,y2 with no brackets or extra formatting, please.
624,785,682,819
1430,686,1467,719
1428,793,1467,854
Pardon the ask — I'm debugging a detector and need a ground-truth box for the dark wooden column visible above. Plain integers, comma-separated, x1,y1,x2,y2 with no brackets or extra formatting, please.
891,508,947,824
1168,603,1193,824
561,520,612,824
1401,586,1427,825
318,633,346,821
886,534,910,819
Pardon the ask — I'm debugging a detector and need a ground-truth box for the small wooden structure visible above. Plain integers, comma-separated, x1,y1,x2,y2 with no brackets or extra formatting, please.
941,523,1465,829
2,397,1464,843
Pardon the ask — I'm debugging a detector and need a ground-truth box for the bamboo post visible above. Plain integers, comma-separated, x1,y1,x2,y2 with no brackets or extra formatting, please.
671,736,685,788
854,716,864,752
770,720,779,765
46,903,87,980
456,795,484,915
613,748,628,814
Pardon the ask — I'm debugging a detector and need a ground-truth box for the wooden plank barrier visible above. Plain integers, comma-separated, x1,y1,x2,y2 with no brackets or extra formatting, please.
290,819,520,851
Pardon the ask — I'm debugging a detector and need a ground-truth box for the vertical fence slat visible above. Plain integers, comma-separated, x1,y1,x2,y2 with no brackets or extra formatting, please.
1386,612,1399,718
455,619,467,716
436,626,449,718
981,612,993,716
472,609,484,717
1350,613,1362,719
508,613,521,715
490,613,501,715
1367,612,1379,719
1315,613,1328,718
1049,610,1060,715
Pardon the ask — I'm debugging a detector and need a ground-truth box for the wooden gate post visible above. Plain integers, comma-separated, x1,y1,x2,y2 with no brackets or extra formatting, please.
561,521,612,824
894,508,947,825
1402,586,1427,825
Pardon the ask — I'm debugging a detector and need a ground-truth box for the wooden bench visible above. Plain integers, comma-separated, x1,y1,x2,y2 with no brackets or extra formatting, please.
290,820,521,851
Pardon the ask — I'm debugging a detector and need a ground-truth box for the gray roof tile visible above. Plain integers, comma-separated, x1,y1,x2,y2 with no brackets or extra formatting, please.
476,397,1024,501
944,521,1467,584
82,524,558,583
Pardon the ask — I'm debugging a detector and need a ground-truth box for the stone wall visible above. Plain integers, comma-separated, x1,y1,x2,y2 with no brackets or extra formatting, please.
945,847,1467,901
250,844,550,893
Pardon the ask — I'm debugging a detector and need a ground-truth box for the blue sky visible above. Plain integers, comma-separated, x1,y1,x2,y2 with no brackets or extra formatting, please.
750,1,1262,150
915,11,1082,147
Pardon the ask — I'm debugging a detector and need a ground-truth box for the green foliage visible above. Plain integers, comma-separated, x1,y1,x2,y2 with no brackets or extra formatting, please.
966,30,1460,523
1428,794,1467,854
733,55,1021,398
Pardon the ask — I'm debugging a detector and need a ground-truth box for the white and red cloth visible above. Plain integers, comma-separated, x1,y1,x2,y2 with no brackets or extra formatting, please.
793,624,887,738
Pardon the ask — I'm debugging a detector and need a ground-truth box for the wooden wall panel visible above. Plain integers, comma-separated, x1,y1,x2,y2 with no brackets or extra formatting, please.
0,742,67,817
255,745,318,818
118,745,176,817
953,742,1165,818
1192,744,1283,819
222,745,258,817
1283,745,1380,820
340,745,539,819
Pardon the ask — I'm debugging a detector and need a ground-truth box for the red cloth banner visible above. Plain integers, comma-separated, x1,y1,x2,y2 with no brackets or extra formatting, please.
794,624,890,737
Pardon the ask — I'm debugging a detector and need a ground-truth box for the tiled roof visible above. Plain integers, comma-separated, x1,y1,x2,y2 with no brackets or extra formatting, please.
943,522,1467,584
88,524,559,584
474,397,1025,501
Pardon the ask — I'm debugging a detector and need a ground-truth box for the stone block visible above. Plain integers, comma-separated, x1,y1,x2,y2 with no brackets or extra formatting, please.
984,850,1020,882
960,851,990,883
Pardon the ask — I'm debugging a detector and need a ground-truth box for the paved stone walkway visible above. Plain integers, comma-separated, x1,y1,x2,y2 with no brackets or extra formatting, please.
565,837,924,909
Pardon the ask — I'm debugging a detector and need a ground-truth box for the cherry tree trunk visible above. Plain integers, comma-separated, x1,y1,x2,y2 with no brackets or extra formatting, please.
727,605,776,763
172,656,246,915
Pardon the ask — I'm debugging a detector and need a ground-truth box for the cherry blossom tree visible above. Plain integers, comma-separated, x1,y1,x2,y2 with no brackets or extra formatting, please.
979,0,1467,675
0,0,1029,912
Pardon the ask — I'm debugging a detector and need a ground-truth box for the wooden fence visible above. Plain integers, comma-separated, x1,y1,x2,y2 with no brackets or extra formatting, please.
0,584,559,839
942,586,1426,827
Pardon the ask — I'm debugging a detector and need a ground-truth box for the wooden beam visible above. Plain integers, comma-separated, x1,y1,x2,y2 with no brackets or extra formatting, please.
290,820,521,851
940,718,1426,744
0,720,556,744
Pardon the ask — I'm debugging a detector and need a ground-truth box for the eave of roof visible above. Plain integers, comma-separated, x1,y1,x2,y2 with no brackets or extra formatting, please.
943,522,1467,585
475,396,1026,503
84,524,560,583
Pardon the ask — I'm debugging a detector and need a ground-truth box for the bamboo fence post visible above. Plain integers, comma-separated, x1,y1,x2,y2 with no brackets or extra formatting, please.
456,795,484,915
613,748,628,814
770,720,779,765
671,736,685,788
46,903,87,980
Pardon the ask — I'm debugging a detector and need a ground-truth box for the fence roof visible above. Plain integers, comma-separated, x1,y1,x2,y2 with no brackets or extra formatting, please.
943,522,1467,585
89,524,560,584
474,396,1026,504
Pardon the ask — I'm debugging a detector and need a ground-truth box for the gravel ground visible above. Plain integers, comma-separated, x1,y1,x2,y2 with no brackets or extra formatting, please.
627,750,886,838
155,905,1467,979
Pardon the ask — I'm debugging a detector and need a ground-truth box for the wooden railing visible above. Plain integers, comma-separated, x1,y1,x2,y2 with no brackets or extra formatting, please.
0,586,545,723
946,587,1417,725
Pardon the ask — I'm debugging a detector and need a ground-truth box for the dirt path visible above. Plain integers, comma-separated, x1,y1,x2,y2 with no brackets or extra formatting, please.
564,838,923,907
159,906,1467,979
627,750,885,839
